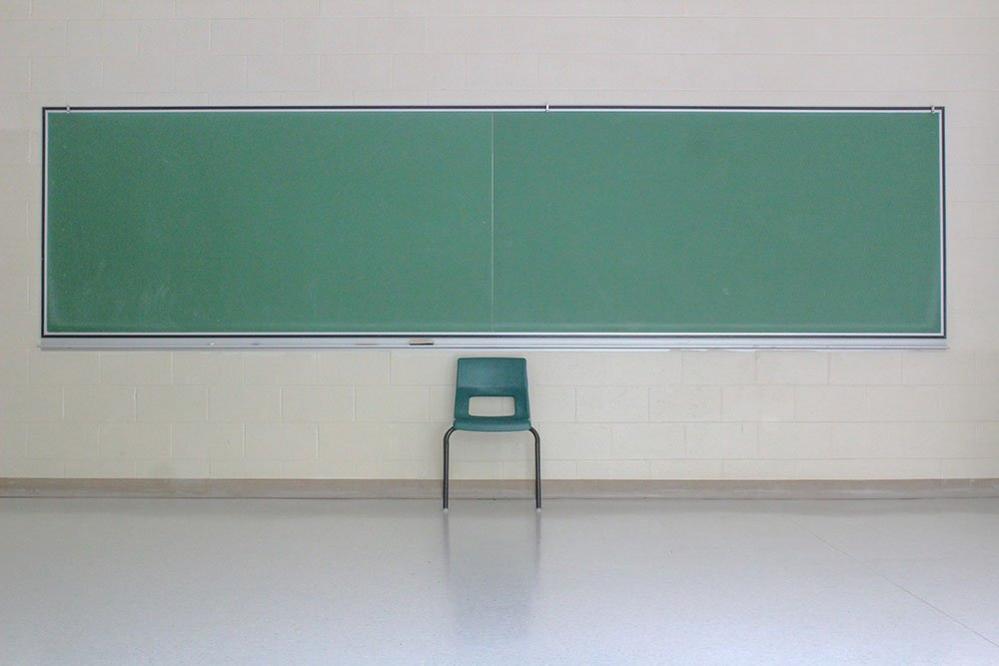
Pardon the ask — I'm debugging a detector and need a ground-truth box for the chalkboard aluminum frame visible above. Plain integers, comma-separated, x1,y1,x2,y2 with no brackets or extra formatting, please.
40,105,946,350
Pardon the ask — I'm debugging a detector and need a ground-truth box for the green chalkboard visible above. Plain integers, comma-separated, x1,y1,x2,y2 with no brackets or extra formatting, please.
492,111,942,334
44,108,943,338
46,111,493,332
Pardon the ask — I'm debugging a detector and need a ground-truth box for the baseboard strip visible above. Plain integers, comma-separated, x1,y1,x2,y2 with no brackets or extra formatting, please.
1,478,997,500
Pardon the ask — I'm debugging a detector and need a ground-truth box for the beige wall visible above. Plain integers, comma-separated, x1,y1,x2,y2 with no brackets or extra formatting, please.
1,0,997,480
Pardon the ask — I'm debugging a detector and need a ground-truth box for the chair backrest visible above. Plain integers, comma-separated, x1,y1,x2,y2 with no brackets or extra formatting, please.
454,357,530,422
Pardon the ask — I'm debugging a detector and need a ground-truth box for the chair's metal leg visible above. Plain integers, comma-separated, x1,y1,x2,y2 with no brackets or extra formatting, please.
442,427,455,511
530,427,541,510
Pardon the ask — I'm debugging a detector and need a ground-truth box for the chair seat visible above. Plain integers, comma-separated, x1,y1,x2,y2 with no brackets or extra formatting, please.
453,416,532,432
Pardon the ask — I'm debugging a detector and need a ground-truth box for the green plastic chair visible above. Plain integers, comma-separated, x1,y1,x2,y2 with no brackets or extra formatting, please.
443,357,541,511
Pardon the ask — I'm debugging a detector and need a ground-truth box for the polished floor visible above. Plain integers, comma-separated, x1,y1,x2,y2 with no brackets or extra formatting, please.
1,498,997,665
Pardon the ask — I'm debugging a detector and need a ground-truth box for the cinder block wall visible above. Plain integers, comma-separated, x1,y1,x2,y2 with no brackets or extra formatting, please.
1,1,997,481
